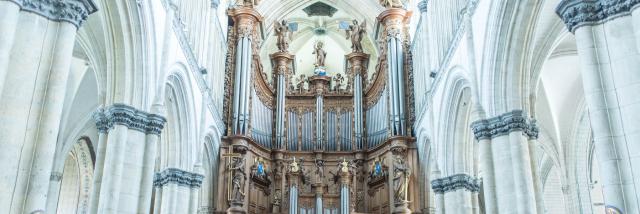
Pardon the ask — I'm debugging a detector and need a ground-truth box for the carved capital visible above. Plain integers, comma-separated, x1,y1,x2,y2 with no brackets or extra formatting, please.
470,110,538,140
418,0,428,13
93,104,167,135
556,0,640,32
16,0,98,28
431,173,479,194
377,8,408,39
153,168,205,188
228,7,262,39
50,171,63,181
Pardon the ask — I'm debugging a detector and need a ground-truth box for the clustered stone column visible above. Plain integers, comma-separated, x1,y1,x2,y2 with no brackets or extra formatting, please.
430,174,480,214
152,168,205,213
471,110,540,213
556,1,640,213
88,104,167,214
0,1,97,213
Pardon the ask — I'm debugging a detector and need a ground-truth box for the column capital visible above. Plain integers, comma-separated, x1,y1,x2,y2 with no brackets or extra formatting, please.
92,104,167,135
50,171,63,181
377,8,408,39
418,0,428,13
470,110,538,140
346,52,370,77
270,52,294,75
14,0,98,28
556,0,640,33
430,173,480,194
153,168,205,189
228,6,263,38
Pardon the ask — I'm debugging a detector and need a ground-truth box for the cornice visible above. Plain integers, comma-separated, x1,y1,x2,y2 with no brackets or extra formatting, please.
431,173,479,194
556,0,640,32
153,168,205,188
92,104,167,135
13,0,98,28
470,110,539,140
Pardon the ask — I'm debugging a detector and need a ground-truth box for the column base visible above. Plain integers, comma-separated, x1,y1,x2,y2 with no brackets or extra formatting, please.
393,201,412,214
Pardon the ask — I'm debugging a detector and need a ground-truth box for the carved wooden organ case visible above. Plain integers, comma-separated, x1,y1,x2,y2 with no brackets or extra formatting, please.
218,4,421,214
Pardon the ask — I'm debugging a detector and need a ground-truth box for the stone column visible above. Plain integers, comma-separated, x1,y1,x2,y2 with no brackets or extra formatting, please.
0,0,20,97
431,167,444,214
346,52,369,150
471,110,538,213
90,104,167,213
153,168,204,214
378,8,409,136
270,52,294,149
89,108,110,213
0,1,97,213
44,171,64,213
431,174,479,214
228,6,262,136
557,1,640,213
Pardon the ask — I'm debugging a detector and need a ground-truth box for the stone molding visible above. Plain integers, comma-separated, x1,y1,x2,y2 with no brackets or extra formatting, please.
556,0,640,32
431,173,479,194
153,168,205,188
470,110,539,140
92,104,167,135
8,0,98,28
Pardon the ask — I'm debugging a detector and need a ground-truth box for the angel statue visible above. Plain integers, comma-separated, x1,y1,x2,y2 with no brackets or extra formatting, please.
345,20,366,53
312,41,327,68
274,20,293,52
379,0,405,8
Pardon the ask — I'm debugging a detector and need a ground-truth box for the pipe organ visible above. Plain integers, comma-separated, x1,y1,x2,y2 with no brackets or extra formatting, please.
219,2,420,213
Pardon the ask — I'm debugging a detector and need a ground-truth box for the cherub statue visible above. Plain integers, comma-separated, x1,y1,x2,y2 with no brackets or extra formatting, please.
345,20,366,53
379,0,404,8
236,0,260,7
295,74,307,92
315,158,325,178
333,73,344,91
274,20,292,52
312,41,327,67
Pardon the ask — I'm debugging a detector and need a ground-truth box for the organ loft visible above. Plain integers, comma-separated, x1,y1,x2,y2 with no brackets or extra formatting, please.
218,0,427,213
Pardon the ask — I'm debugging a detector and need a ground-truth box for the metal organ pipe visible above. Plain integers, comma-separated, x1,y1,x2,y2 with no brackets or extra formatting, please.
396,37,406,135
242,37,252,133
231,36,243,134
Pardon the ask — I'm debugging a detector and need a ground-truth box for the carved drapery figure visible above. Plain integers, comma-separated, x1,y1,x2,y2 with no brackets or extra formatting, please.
379,0,404,8
274,20,292,52
345,20,366,53
333,73,344,92
392,155,410,203
315,159,325,179
229,156,247,202
312,41,327,68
